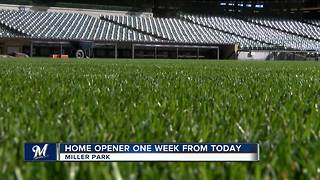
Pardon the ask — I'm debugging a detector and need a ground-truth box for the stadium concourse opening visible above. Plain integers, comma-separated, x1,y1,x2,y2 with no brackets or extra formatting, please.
2,39,224,59
132,44,219,59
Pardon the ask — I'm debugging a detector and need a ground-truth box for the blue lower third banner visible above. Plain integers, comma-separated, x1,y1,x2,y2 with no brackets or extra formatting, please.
25,143,259,162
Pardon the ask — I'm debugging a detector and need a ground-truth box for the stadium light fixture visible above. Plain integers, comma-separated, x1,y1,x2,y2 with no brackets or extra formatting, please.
255,4,264,9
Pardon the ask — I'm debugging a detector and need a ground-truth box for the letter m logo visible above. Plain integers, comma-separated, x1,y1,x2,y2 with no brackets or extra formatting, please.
24,143,57,161
32,144,48,159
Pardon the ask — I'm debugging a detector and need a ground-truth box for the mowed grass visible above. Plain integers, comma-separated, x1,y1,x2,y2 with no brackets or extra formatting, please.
0,58,320,179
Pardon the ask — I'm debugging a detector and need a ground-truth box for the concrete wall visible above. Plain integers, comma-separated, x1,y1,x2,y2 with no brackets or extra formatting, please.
238,51,272,61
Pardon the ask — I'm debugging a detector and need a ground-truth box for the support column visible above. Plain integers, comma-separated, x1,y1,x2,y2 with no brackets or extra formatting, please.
176,47,179,59
155,47,157,59
115,44,118,59
197,48,199,60
132,44,135,59
60,43,63,55
30,41,33,57
217,47,220,60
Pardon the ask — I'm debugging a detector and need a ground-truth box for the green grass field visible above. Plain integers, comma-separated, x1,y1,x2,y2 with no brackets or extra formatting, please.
1,58,320,179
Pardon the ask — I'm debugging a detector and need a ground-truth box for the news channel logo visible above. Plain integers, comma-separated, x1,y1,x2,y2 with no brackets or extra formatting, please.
24,143,57,161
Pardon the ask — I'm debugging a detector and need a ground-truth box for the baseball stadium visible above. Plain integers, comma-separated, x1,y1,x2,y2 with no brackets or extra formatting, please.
0,0,320,179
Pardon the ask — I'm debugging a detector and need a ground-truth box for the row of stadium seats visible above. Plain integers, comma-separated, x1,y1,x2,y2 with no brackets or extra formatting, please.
0,10,162,42
0,9,318,51
307,20,320,27
182,14,320,51
102,15,272,49
0,25,23,38
0,10,272,50
247,17,320,41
